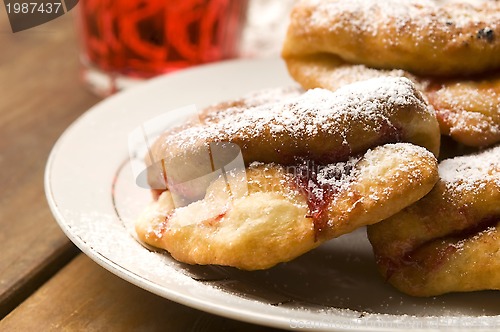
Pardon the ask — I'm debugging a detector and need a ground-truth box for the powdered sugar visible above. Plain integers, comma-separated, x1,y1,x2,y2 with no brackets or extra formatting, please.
240,86,303,106
200,86,303,123
221,86,304,109
300,0,499,41
285,0,500,76
160,77,426,151
323,65,414,91
451,225,498,251
432,85,500,137
316,157,361,189
439,145,500,194
448,111,500,138
246,157,360,205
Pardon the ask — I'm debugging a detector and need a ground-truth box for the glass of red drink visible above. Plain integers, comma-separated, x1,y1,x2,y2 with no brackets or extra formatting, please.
76,0,248,96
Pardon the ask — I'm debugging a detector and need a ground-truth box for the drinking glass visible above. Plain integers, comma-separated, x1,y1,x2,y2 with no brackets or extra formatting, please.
77,0,248,96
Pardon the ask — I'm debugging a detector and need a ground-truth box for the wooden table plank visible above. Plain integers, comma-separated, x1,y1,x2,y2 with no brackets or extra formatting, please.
0,8,286,331
0,254,285,331
0,12,100,317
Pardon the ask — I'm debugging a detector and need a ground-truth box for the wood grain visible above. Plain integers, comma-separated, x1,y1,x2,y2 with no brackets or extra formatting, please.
0,9,285,331
0,255,283,331
0,11,100,317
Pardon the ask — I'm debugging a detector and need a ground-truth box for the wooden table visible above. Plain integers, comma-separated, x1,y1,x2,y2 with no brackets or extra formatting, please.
0,11,281,331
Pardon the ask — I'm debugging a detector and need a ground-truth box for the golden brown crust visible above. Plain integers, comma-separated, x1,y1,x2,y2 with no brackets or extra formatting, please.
283,0,500,76
285,54,424,94
367,145,500,296
427,76,500,147
286,54,500,147
146,78,440,191
137,143,438,270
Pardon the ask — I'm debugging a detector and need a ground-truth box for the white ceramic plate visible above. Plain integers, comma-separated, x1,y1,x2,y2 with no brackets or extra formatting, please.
45,58,500,331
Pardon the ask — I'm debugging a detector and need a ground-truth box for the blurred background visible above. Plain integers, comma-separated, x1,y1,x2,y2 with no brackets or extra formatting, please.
77,0,296,95
0,1,295,330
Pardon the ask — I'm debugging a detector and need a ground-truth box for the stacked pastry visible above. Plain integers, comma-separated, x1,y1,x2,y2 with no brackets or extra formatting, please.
136,0,500,298
282,0,500,148
368,146,500,296
282,0,500,296
136,78,441,270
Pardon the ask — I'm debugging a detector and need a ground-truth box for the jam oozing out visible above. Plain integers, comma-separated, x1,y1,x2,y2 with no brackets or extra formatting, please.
156,209,227,238
202,211,227,227
151,189,164,200
289,159,357,240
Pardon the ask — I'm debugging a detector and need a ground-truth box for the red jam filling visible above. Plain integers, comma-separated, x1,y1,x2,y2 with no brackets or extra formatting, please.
289,159,357,241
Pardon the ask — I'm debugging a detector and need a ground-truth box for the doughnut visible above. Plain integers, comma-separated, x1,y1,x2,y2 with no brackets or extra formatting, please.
136,143,438,270
282,0,500,76
285,54,500,147
367,145,500,296
145,77,440,195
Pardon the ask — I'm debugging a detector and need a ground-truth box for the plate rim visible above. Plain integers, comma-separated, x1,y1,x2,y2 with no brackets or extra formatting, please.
44,57,500,332
44,57,303,331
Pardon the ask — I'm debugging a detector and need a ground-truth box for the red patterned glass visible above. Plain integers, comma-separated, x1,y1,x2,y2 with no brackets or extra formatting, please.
77,0,248,95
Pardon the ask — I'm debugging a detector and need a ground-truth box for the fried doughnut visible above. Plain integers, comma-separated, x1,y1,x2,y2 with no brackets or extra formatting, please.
136,143,438,270
367,145,500,296
282,0,500,76
286,54,500,147
146,77,440,193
